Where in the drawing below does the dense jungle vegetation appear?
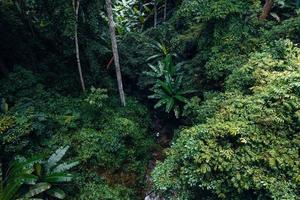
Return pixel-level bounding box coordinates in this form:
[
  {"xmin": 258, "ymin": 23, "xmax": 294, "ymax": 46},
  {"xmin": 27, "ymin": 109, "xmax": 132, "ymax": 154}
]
[{"xmin": 0, "ymin": 0, "xmax": 300, "ymax": 199}]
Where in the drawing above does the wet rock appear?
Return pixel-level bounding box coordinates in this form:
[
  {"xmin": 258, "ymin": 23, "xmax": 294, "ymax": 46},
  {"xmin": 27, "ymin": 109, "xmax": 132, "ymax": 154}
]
[{"xmin": 144, "ymin": 192, "xmax": 164, "ymax": 200}]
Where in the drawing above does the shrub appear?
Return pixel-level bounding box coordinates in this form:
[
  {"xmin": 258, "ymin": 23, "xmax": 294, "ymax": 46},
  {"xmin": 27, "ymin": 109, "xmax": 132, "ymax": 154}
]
[
  {"xmin": 78, "ymin": 182, "xmax": 134, "ymax": 200},
  {"xmin": 152, "ymin": 40, "xmax": 300, "ymax": 199}
]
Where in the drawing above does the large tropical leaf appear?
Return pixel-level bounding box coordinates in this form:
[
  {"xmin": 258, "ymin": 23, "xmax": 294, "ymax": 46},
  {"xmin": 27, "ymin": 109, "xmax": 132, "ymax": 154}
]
[
  {"xmin": 23, "ymin": 182, "xmax": 51, "ymax": 198},
  {"xmin": 46, "ymin": 146, "xmax": 69, "ymax": 171},
  {"xmin": 8, "ymin": 156, "xmax": 42, "ymax": 179},
  {"xmin": 17, "ymin": 174, "xmax": 38, "ymax": 185},
  {"xmin": 43, "ymin": 173, "xmax": 73, "ymax": 183},
  {"xmin": 0, "ymin": 179, "xmax": 23, "ymax": 200},
  {"xmin": 165, "ymin": 98, "xmax": 175, "ymax": 113},
  {"xmin": 52, "ymin": 161, "xmax": 79, "ymax": 173},
  {"xmin": 154, "ymin": 98, "xmax": 168, "ymax": 109},
  {"xmin": 158, "ymin": 80, "xmax": 172, "ymax": 95},
  {"xmin": 174, "ymin": 95, "xmax": 187, "ymax": 103},
  {"xmin": 46, "ymin": 187, "xmax": 66, "ymax": 199},
  {"xmin": 146, "ymin": 54, "xmax": 163, "ymax": 62},
  {"xmin": 177, "ymin": 89, "xmax": 197, "ymax": 95}
]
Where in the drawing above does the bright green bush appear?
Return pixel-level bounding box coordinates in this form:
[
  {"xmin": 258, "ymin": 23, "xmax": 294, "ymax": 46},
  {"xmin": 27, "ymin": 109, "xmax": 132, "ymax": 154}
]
[
  {"xmin": 152, "ymin": 40, "xmax": 300, "ymax": 199},
  {"xmin": 78, "ymin": 182, "xmax": 134, "ymax": 200}
]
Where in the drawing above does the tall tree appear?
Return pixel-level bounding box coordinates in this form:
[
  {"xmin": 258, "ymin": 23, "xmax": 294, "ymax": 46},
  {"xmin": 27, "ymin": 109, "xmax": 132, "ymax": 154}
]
[
  {"xmin": 153, "ymin": 0, "xmax": 157, "ymax": 27},
  {"xmin": 163, "ymin": 0, "xmax": 167, "ymax": 21},
  {"xmin": 105, "ymin": 0, "xmax": 126, "ymax": 106},
  {"xmin": 73, "ymin": 0, "xmax": 86, "ymax": 92},
  {"xmin": 260, "ymin": 0, "xmax": 273, "ymax": 20}
]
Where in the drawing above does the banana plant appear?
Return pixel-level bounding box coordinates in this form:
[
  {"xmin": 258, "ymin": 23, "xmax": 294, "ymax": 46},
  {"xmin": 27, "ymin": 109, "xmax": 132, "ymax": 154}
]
[
  {"xmin": 147, "ymin": 55, "xmax": 195, "ymax": 118},
  {"xmin": 0, "ymin": 156, "xmax": 42, "ymax": 200},
  {"xmin": 0, "ymin": 146, "xmax": 78, "ymax": 200},
  {"xmin": 146, "ymin": 41, "xmax": 177, "ymax": 62},
  {"xmin": 23, "ymin": 146, "xmax": 79, "ymax": 199}
]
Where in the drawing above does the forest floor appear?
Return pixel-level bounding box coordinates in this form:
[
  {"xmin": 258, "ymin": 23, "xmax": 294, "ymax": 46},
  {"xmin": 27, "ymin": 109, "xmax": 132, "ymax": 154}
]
[{"xmin": 144, "ymin": 115, "xmax": 175, "ymax": 200}]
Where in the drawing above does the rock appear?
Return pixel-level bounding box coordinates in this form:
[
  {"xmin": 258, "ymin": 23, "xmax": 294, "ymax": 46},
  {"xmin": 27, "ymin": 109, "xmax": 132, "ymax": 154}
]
[{"xmin": 144, "ymin": 192, "xmax": 163, "ymax": 200}]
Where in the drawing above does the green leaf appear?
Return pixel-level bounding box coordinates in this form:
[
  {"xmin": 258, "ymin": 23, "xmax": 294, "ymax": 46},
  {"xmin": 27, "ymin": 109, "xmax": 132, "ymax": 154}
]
[
  {"xmin": 52, "ymin": 161, "xmax": 79, "ymax": 173},
  {"xmin": 1, "ymin": 180, "xmax": 23, "ymax": 200},
  {"xmin": 47, "ymin": 146, "xmax": 69, "ymax": 171},
  {"xmin": 34, "ymin": 163, "xmax": 42, "ymax": 177},
  {"xmin": 8, "ymin": 156, "xmax": 42, "ymax": 179},
  {"xmin": 23, "ymin": 182, "xmax": 51, "ymax": 198},
  {"xmin": 174, "ymin": 95, "xmax": 187, "ymax": 103},
  {"xmin": 43, "ymin": 173, "xmax": 73, "ymax": 183},
  {"xmin": 18, "ymin": 174, "xmax": 38, "ymax": 185},
  {"xmin": 146, "ymin": 54, "xmax": 162, "ymax": 61},
  {"xmin": 46, "ymin": 187, "xmax": 66, "ymax": 199},
  {"xmin": 165, "ymin": 98, "xmax": 174, "ymax": 113},
  {"xmin": 154, "ymin": 99, "xmax": 168, "ymax": 109},
  {"xmin": 158, "ymin": 80, "xmax": 172, "ymax": 95}
]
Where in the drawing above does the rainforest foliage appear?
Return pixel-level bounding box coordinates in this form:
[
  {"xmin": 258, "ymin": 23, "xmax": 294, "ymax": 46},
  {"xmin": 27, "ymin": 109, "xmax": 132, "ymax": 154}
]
[{"xmin": 0, "ymin": 0, "xmax": 300, "ymax": 199}]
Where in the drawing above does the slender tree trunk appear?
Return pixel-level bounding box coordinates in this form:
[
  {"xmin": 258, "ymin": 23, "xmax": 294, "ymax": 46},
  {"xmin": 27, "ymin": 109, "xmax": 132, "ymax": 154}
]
[
  {"xmin": 73, "ymin": 0, "xmax": 86, "ymax": 92},
  {"xmin": 163, "ymin": 0, "xmax": 167, "ymax": 21},
  {"xmin": 0, "ymin": 160, "xmax": 2, "ymax": 192},
  {"xmin": 260, "ymin": 0, "xmax": 273, "ymax": 20},
  {"xmin": 105, "ymin": 0, "xmax": 126, "ymax": 106},
  {"xmin": 154, "ymin": 0, "xmax": 157, "ymax": 27}
]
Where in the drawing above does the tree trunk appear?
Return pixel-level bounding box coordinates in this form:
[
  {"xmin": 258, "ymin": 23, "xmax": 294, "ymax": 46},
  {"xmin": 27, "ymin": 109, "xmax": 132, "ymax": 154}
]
[
  {"xmin": 163, "ymin": 0, "xmax": 167, "ymax": 21},
  {"xmin": 260, "ymin": 0, "xmax": 273, "ymax": 20},
  {"xmin": 73, "ymin": 0, "xmax": 86, "ymax": 92},
  {"xmin": 0, "ymin": 160, "xmax": 2, "ymax": 192},
  {"xmin": 105, "ymin": 0, "xmax": 126, "ymax": 106},
  {"xmin": 154, "ymin": 0, "xmax": 157, "ymax": 27}
]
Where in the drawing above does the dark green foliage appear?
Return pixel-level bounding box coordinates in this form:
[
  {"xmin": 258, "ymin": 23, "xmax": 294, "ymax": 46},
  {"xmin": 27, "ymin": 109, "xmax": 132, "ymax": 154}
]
[
  {"xmin": 0, "ymin": 98, "xmax": 8, "ymax": 113},
  {"xmin": 153, "ymin": 40, "xmax": 300, "ymax": 199},
  {"xmin": 0, "ymin": 65, "xmax": 154, "ymax": 199},
  {"xmin": 1, "ymin": 0, "xmax": 300, "ymax": 199}
]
